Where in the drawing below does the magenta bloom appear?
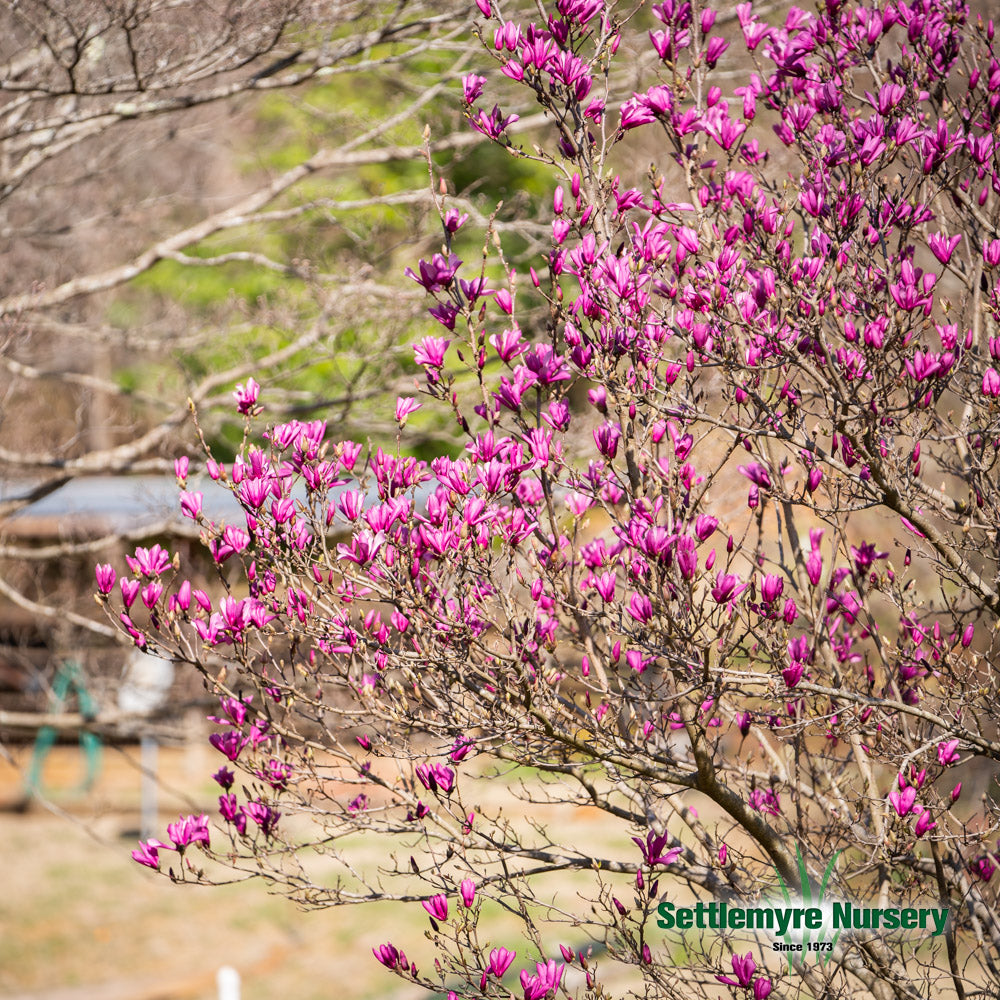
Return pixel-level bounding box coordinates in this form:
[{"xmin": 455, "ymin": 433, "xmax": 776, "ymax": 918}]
[
  {"xmin": 782, "ymin": 662, "xmax": 804, "ymax": 688},
  {"xmin": 928, "ymin": 232, "xmax": 961, "ymax": 264},
  {"xmin": 422, "ymin": 894, "xmax": 448, "ymax": 921},
  {"xmin": 914, "ymin": 808, "xmax": 936, "ymax": 838},
  {"xmin": 983, "ymin": 368, "xmax": 1000, "ymax": 397},
  {"xmin": 760, "ymin": 574, "xmax": 783, "ymax": 604},
  {"xmin": 395, "ymin": 396, "xmax": 422, "ymax": 424},
  {"xmin": 131, "ymin": 838, "xmax": 169, "ymax": 869},
  {"xmin": 628, "ymin": 592, "xmax": 653, "ymax": 623},
  {"xmin": 972, "ymin": 855, "xmax": 996, "ymax": 882},
  {"xmin": 717, "ymin": 952, "xmax": 756, "ymax": 988},
  {"xmin": 463, "ymin": 72, "xmax": 487, "ymax": 103},
  {"xmin": 632, "ymin": 830, "xmax": 682, "ymax": 867},
  {"xmin": 806, "ymin": 549, "xmax": 823, "ymax": 586},
  {"xmin": 619, "ymin": 96, "xmax": 656, "ymax": 130},
  {"xmin": 166, "ymin": 813, "xmax": 210, "ymax": 850},
  {"xmin": 438, "ymin": 209, "xmax": 467, "ymax": 235},
  {"xmin": 711, "ymin": 572, "xmax": 742, "ymax": 604},
  {"xmin": 212, "ymin": 765, "xmax": 235, "ymax": 789},
  {"xmin": 126, "ymin": 544, "xmax": 171, "ymax": 577},
  {"xmin": 753, "ymin": 977, "xmax": 774, "ymax": 1000},
  {"xmin": 694, "ymin": 514, "xmax": 718, "ymax": 541},
  {"xmin": 748, "ymin": 788, "xmax": 780, "ymax": 816},
  {"xmin": 738, "ymin": 462, "xmax": 772, "ymax": 489},
  {"xmin": 888, "ymin": 785, "xmax": 917, "ymax": 817},
  {"xmin": 404, "ymin": 253, "xmax": 461, "ymax": 292},
  {"xmin": 209, "ymin": 730, "xmax": 246, "ymax": 761},
  {"xmin": 373, "ymin": 943, "xmax": 400, "ymax": 969},
  {"xmin": 413, "ymin": 336, "xmax": 450, "ymax": 368},
  {"xmin": 665, "ymin": 533, "xmax": 693, "ymax": 578},
  {"xmin": 470, "ymin": 104, "xmax": 520, "ymax": 138},
  {"xmin": 415, "ymin": 762, "xmax": 455, "ymax": 794},
  {"xmin": 95, "ymin": 563, "xmax": 116, "ymax": 595},
  {"xmin": 593, "ymin": 421, "xmax": 621, "ymax": 459},
  {"xmin": 519, "ymin": 960, "xmax": 564, "ymax": 1000},
  {"xmin": 244, "ymin": 800, "xmax": 281, "ymax": 836},
  {"xmin": 179, "ymin": 491, "xmax": 203, "ymax": 520},
  {"xmin": 460, "ymin": 878, "xmax": 476, "ymax": 908},
  {"xmin": 234, "ymin": 377, "xmax": 260, "ymax": 414},
  {"xmin": 937, "ymin": 739, "xmax": 961, "ymax": 766},
  {"xmin": 489, "ymin": 947, "xmax": 516, "ymax": 977}
]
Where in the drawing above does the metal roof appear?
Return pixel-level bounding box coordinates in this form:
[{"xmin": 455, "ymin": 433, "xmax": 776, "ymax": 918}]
[{"xmin": 2, "ymin": 474, "xmax": 439, "ymax": 540}]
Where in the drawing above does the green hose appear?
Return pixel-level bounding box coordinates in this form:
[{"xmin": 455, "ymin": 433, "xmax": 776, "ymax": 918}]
[{"xmin": 24, "ymin": 659, "xmax": 102, "ymax": 798}]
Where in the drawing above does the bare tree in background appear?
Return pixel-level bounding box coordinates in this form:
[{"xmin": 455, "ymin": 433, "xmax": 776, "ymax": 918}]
[{"xmin": 0, "ymin": 0, "xmax": 547, "ymax": 672}]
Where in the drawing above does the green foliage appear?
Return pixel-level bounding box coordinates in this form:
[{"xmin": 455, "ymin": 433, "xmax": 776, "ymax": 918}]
[{"xmin": 113, "ymin": 36, "xmax": 552, "ymax": 457}]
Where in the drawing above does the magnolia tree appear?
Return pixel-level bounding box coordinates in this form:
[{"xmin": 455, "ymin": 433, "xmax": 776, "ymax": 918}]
[{"xmin": 99, "ymin": 0, "xmax": 1000, "ymax": 997}]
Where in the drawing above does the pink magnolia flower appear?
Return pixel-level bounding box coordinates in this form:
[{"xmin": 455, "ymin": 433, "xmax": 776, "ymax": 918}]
[
  {"xmin": 717, "ymin": 952, "xmax": 756, "ymax": 988},
  {"xmin": 928, "ymin": 231, "xmax": 961, "ymax": 264},
  {"xmin": 488, "ymin": 947, "xmax": 516, "ymax": 977},
  {"xmin": 405, "ymin": 253, "xmax": 461, "ymax": 292},
  {"xmin": 131, "ymin": 838, "xmax": 169, "ymax": 869},
  {"xmin": 234, "ymin": 377, "xmax": 260, "ymax": 414},
  {"xmin": 632, "ymin": 829, "xmax": 682, "ymax": 867},
  {"xmin": 209, "ymin": 730, "xmax": 246, "ymax": 761},
  {"xmin": 415, "ymin": 762, "xmax": 455, "ymax": 794},
  {"xmin": 460, "ymin": 878, "xmax": 476, "ymax": 907},
  {"xmin": 244, "ymin": 800, "xmax": 281, "ymax": 836},
  {"xmin": 519, "ymin": 960, "xmax": 564, "ymax": 1000},
  {"xmin": 748, "ymin": 788, "xmax": 780, "ymax": 816},
  {"xmin": 888, "ymin": 784, "xmax": 917, "ymax": 816},
  {"xmin": 972, "ymin": 855, "xmax": 996, "ymax": 882},
  {"xmin": 414, "ymin": 336, "xmax": 450, "ymax": 368},
  {"xmin": 422, "ymin": 894, "xmax": 448, "ymax": 921},
  {"xmin": 166, "ymin": 813, "xmax": 210, "ymax": 850},
  {"xmin": 119, "ymin": 578, "xmax": 140, "ymax": 609},
  {"xmin": 179, "ymin": 490, "xmax": 203, "ymax": 520},
  {"xmin": 373, "ymin": 943, "xmax": 400, "ymax": 969},
  {"xmin": 694, "ymin": 514, "xmax": 718, "ymax": 541},
  {"xmin": 126, "ymin": 544, "xmax": 171, "ymax": 577},
  {"xmin": 914, "ymin": 807, "xmax": 936, "ymax": 838},
  {"xmin": 395, "ymin": 396, "xmax": 422, "ymax": 424},
  {"xmin": 95, "ymin": 563, "xmax": 116, "ymax": 595},
  {"xmin": 444, "ymin": 208, "xmax": 469, "ymax": 232},
  {"xmin": 711, "ymin": 572, "xmax": 742, "ymax": 603},
  {"xmin": 760, "ymin": 574, "xmax": 783, "ymax": 604}
]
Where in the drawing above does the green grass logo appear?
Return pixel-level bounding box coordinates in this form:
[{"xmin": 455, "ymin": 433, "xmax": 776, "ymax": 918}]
[{"xmin": 772, "ymin": 846, "xmax": 842, "ymax": 967}]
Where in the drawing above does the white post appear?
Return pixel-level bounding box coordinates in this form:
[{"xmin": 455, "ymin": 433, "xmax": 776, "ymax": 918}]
[
  {"xmin": 118, "ymin": 650, "xmax": 174, "ymax": 839},
  {"xmin": 217, "ymin": 965, "xmax": 241, "ymax": 1000}
]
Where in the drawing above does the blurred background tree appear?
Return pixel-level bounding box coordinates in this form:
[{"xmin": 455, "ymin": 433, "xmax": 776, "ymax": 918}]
[{"xmin": 0, "ymin": 0, "xmax": 557, "ymax": 691}]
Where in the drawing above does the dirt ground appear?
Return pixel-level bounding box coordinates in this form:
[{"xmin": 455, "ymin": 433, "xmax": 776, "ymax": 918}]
[
  {"xmin": 0, "ymin": 740, "xmax": 642, "ymax": 1000},
  {"xmin": 0, "ymin": 743, "xmax": 433, "ymax": 1000}
]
